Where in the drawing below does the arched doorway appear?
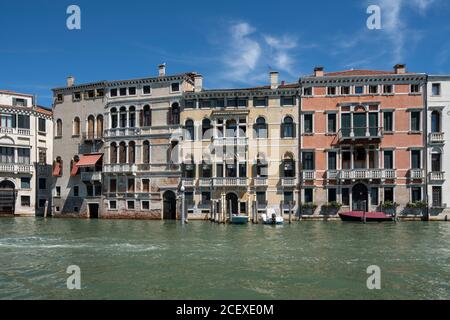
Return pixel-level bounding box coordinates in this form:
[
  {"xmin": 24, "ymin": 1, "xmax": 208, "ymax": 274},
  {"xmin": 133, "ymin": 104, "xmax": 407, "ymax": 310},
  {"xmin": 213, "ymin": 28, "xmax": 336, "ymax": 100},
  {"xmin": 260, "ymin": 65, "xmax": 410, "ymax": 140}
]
[
  {"xmin": 163, "ymin": 191, "xmax": 177, "ymax": 220},
  {"xmin": 0, "ymin": 180, "xmax": 16, "ymax": 215},
  {"xmin": 226, "ymin": 193, "xmax": 239, "ymax": 216},
  {"xmin": 352, "ymin": 183, "xmax": 368, "ymax": 212}
]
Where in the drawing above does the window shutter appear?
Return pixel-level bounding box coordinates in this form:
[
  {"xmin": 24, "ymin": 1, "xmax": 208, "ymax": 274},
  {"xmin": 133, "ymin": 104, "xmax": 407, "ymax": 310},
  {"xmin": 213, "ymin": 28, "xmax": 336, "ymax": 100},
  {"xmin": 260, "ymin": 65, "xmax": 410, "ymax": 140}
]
[
  {"xmin": 139, "ymin": 111, "xmax": 144, "ymax": 127},
  {"xmin": 281, "ymin": 124, "xmax": 285, "ymax": 138},
  {"xmin": 168, "ymin": 109, "xmax": 172, "ymax": 125}
]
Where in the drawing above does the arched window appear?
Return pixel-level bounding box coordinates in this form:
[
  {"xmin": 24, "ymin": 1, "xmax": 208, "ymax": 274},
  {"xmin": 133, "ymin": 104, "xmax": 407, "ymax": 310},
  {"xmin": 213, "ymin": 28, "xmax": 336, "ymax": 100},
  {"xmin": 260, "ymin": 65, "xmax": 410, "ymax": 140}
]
[
  {"xmin": 143, "ymin": 140, "xmax": 150, "ymax": 164},
  {"xmin": 119, "ymin": 107, "xmax": 127, "ymax": 128},
  {"xmin": 87, "ymin": 115, "xmax": 95, "ymax": 140},
  {"xmin": 201, "ymin": 118, "xmax": 212, "ymax": 140},
  {"xmin": 283, "ymin": 153, "xmax": 295, "ymax": 177},
  {"xmin": 142, "ymin": 105, "xmax": 151, "ymax": 127},
  {"xmin": 119, "ymin": 142, "xmax": 127, "ymax": 164},
  {"xmin": 56, "ymin": 119, "xmax": 62, "ymax": 137},
  {"xmin": 226, "ymin": 119, "xmax": 237, "ymax": 138},
  {"xmin": 111, "ymin": 108, "xmax": 118, "ymax": 129},
  {"xmin": 73, "ymin": 117, "xmax": 80, "ymax": 136},
  {"xmin": 128, "ymin": 141, "xmax": 136, "ymax": 164},
  {"xmin": 169, "ymin": 103, "xmax": 180, "ymax": 125},
  {"xmin": 281, "ymin": 116, "xmax": 295, "ymax": 138},
  {"xmin": 185, "ymin": 119, "xmax": 195, "ymax": 141},
  {"xmin": 96, "ymin": 115, "xmax": 103, "ymax": 138},
  {"xmin": 431, "ymin": 147, "xmax": 442, "ymax": 172},
  {"xmin": 255, "ymin": 117, "xmax": 267, "ymax": 139},
  {"xmin": 110, "ymin": 142, "xmax": 118, "ymax": 164},
  {"xmin": 431, "ymin": 110, "xmax": 441, "ymax": 133},
  {"xmin": 129, "ymin": 106, "xmax": 136, "ymax": 128}
]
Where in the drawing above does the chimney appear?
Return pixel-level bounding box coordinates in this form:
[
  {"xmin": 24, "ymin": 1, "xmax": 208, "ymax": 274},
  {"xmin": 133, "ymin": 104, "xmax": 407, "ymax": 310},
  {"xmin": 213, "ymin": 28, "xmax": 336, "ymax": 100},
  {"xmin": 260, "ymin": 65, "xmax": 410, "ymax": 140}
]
[
  {"xmin": 270, "ymin": 71, "xmax": 279, "ymax": 89},
  {"xmin": 194, "ymin": 74, "xmax": 203, "ymax": 92},
  {"xmin": 394, "ymin": 64, "xmax": 406, "ymax": 74},
  {"xmin": 314, "ymin": 66, "xmax": 324, "ymax": 77},
  {"xmin": 159, "ymin": 63, "xmax": 166, "ymax": 76},
  {"xmin": 67, "ymin": 76, "xmax": 75, "ymax": 87}
]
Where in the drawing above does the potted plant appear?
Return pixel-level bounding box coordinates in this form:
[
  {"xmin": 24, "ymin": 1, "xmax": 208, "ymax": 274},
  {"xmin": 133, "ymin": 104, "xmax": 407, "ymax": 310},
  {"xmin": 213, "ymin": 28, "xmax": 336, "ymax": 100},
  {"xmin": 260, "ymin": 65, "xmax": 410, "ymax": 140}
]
[
  {"xmin": 322, "ymin": 202, "xmax": 342, "ymax": 215},
  {"xmin": 406, "ymin": 201, "xmax": 427, "ymax": 215},
  {"xmin": 380, "ymin": 201, "xmax": 397, "ymax": 216},
  {"xmin": 301, "ymin": 202, "xmax": 318, "ymax": 215}
]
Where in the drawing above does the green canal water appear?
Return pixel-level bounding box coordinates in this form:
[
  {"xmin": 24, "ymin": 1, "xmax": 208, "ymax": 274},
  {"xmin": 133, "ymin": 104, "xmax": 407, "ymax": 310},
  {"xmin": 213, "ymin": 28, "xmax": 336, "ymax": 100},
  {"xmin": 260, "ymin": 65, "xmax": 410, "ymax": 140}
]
[{"xmin": 0, "ymin": 218, "xmax": 449, "ymax": 300}]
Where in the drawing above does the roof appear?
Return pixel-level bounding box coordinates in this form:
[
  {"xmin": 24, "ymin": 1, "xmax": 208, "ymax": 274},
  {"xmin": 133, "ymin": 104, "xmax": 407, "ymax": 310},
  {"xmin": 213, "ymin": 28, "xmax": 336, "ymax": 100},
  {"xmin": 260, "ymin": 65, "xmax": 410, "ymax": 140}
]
[
  {"xmin": 76, "ymin": 154, "xmax": 103, "ymax": 167},
  {"xmin": 323, "ymin": 70, "xmax": 397, "ymax": 76},
  {"xmin": 0, "ymin": 90, "xmax": 33, "ymax": 98},
  {"xmin": 187, "ymin": 83, "xmax": 299, "ymax": 94}
]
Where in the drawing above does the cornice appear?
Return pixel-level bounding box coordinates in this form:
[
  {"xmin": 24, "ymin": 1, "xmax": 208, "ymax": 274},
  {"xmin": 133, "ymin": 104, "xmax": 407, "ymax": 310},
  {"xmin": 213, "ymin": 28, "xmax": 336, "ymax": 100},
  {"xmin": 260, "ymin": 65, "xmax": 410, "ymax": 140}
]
[{"xmin": 301, "ymin": 74, "xmax": 427, "ymax": 86}]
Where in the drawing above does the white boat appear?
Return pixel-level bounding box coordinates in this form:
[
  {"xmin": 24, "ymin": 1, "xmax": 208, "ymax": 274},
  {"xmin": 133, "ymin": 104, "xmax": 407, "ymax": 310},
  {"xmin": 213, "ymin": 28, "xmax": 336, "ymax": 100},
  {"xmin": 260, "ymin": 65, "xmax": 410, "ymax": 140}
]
[{"xmin": 261, "ymin": 208, "xmax": 284, "ymax": 225}]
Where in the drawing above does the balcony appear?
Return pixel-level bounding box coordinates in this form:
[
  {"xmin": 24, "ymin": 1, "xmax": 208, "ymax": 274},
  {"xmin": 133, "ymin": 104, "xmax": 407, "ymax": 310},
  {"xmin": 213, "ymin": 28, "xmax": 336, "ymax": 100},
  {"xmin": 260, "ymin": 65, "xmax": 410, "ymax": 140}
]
[
  {"xmin": 326, "ymin": 170, "xmax": 339, "ymax": 180},
  {"xmin": 103, "ymin": 164, "xmax": 137, "ymax": 174},
  {"xmin": 81, "ymin": 171, "xmax": 102, "ymax": 182},
  {"xmin": 0, "ymin": 163, "xmax": 33, "ymax": 174},
  {"xmin": 82, "ymin": 133, "xmax": 104, "ymax": 142},
  {"xmin": 429, "ymin": 132, "xmax": 445, "ymax": 144},
  {"xmin": 213, "ymin": 177, "xmax": 247, "ymax": 187},
  {"xmin": 337, "ymin": 127, "xmax": 383, "ymax": 142},
  {"xmin": 182, "ymin": 179, "xmax": 195, "ymax": 188},
  {"xmin": 212, "ymin": 137, "xmax": 248, "ymax": 147},
  {"xmin": 104, "ymin": 128, "xmax": 141, "ymax": 138},
  {"xmin": 409, "ymin": 169, "xmax": 425, "ymax": 179},
  {"xmin": 0, "ymin": 128, "xmax": 31, "ymax": 136},
  {"xmin": 429, "ymin": 171, "xmax": 445, "ymax": 182},
  {"xmin": 199, "ymin": 178, "xmax": 212, "ymax": 187},
  {"xmin": 281, "ymin": 177, "xmax": 297, "ymax": 187},
  {"xmin": 254, "ymin": 177, "xmax": 268, "ymax": 187},
  {"xmin": 302, "ymin": 171, "xmax": 316, "ymax": 181},
  {"xmin": 339, "ymin": 169, "xmax": 396, "ymax": 180}
]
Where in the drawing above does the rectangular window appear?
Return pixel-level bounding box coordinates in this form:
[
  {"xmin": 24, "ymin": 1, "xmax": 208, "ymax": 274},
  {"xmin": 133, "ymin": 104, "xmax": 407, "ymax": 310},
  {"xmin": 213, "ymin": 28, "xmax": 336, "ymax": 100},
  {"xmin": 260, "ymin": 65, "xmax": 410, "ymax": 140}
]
[
  {"xmin": 21, "ymin": 196, "xmax": 30, "ymax": 207},
  {"xmin": 369, "ymin": 85, "xmax": 378, "ymax": 94},
  {"xmin": 432, "ymin": 186, "xmax": 442, "ymax": 207},
  {"xmin": 55, "ymin": 186, "xmax": 61, "ymax": 197},
  {"xmin": 341, "ymin": 86, "xmax": 350, "ymax": 95},
  {"xmin": 56, "ymin": 94, "xmax": 64, "ymax": 102},
  {"xmin": 432, "ymin": 153, "xmax": 441, "ymax": 172},
  {"xmin": 216, "ymin": 164, "xmax": 224, "ymax": 177},
  {"xmin": 302, "ymin": 152, "xmax": 315, "ymax": 170},
  {"xmin": 304, "ymin": 189, "xmax": 313, "ymax": 203},
  {"xmin": 384, "ymin": 188, "xmax": 394, "ymax": 202},
  {"xmin": 39, "ymin": 178, "xmax": 46, "ymax": 190},
  {"xmin": 432, "ymin": 83, "xmax": 441, "ymax": 96},
  {"xmin": 384, "ymin": 150, "xmax": 394, "ymax": 169},
  {"xmin": 371, "ymin": 188, "xmax": 379, "ymax": 206},
  {"xmin": 355, "ymin": 86, "xmax": 364, "ymax": 94},
  {"xmin": 171, "ymin": 83, "xmax": 180, "ymax": 92},
  {"xmin": 21, "ymin": 177, "xmax": 31, "ymax": 189},
  {"xmin": 342, "ymin": 188, "xmax": 350, "ymax": 206},
  {"xmin": 17, "ymin": 148, "xmax": 30, "ymax": 164},
  {"xmin": 237, "ymin": 99, "xmax": 248, "ymax": 107},
  {"xmin": 253, "ymin": 97, "xmax": 267, "ymax": 107},
  {"xmin": 304, "ymin": 114, "xmax": 313, "ymax": 134},
  {"xmin": 185, "ymin": 192, "xmax": 194, "ymax": 207},
  {"xmin": 383, "ymin": 112, "xmax": 393, "ymax": 132},
  {"xmin": 410, "ymin": 84, "xmax": 420, "ymax": 93},
  {"xmin": 38, "ymin": 118, "xmax": 46, "ymax": 132},
  {"xmin": 201, "ymin": 192, "xmax": 211, "ymax": 204},
  {"xmin": 239, "ymin": 163, "xmax": 247, "ymax": 177},
  {"xmin": 328, "ymin": 152, "xmax": 337, "ymax": 170},
  {"xmin": 110, "ymin": 179, "xmax": 117, "ymax": 192},
  {"xmin": 303, "ymin": 87, "xmax": 312, "ymax": 96},
  {"xmin": 127, "ymin": 201, "xmax": 135, "ymax": 210},
  {"xmin": 411, "ymin": 187, "xmax": 422, "ymax": 202},
  {"xmin": 119, "ymin": 88, "xmax": 127, "ymax": 96},
  {"xmin": 18, "ymin": 115, "xmax": 30, "ymax": 129},
  {"xmin": 327, "ymin": 87, "xmax": 337, "ymax": 95},
  {"xmin": 143, "ymin": 85, "xmax": 151, "ymax": 95},
  {"xmin": 128, "ymin": 179, "xmax": 135, "ymax": 193},
  {"xmin": 142, "ymin": 179, "xmax": 150, "ymax": 192},
  {"xmin": 86, "ymin": 90, "xmax": 95, "ymax": 98},
  {"xmin": 109, "ymin": 200, "xmax": 117, "ymax": 210},
  {"xmin": 328, "ymin": 189, "xmax": 337, "ymax": 202},
  {"xmin": 39, "ymin": 149, "xmax": 46, "ymax": 165},
  {"xmin": 110, "ymin": 88, "xmax": 118, "ymax": 97},
  {"xmin": 128, "ymin": 87, "xmax": 136, "ymax": 95},
  {"xmin": 327, "ymin": 113, "xmax": 337, "ymax": 133},
  {"xmin": 410, "ymin": 111, "xmax": 421, "ymax": 132},
  {"xmin": 142, "ymin": 201, "xmax": 150, "ymax": 210},
  {"xmin": 256, "ymin": 191, "xmax": 266, "ymax": 204},
  {"xmin": 73, "ymin": 92, "xmax": 81, "ymax": 101},
  {"xmin": 411, "ymin": 150, "xmax": 421, "ymax": 169},
  {"xmin": 284, "ymin": 192, "xmax": 294, "ymax": 204},
  {"xmin": 281, "ymin": 96, "xmax": 295, "ymax": 106},
  {"xmin": 383, "ymin": 85, "xmax": 393, "ymax": 94},
  {"xmin": 96, "ymin": 89, "xmax": 105, "ymax": 97},
  {"xmin": 73, "ymin": 186, "xmax": 79, "ymax": 197}
]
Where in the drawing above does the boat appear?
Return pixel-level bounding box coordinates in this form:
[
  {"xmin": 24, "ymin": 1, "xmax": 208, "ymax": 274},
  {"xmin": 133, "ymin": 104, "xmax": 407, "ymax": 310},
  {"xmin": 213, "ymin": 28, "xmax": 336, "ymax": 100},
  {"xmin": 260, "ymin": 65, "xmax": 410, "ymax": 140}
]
[
  {"xmin": 261, "ymin": 208, "xmax": 284, "ymax": 225},
  {"xmin": 231, "ymin": 215, "xmax": 249, "ymax": 224},
  {"xmin": 339, "ymin": 211, "xmax": 394, "ymax": 223}
]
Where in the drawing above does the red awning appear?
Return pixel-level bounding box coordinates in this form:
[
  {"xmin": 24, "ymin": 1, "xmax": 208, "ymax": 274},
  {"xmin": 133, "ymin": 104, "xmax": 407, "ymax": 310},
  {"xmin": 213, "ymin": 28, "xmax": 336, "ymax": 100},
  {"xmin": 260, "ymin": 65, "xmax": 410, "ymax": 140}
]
[
  {"xmin": 52, "ymin": 163, "xmax": 61, "ymax": 176},
  {"xmin": 76, "ymin": 154, "xmax": 103, "ymax": 167}
]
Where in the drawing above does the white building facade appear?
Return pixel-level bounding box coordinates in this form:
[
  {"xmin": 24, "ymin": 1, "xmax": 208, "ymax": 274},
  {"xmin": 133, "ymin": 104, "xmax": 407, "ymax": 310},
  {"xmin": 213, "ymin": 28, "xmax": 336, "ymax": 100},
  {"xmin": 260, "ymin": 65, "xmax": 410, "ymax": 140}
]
[{"xmin": 0, "ymin": 90, "xmax": 53, "ymax": 216}]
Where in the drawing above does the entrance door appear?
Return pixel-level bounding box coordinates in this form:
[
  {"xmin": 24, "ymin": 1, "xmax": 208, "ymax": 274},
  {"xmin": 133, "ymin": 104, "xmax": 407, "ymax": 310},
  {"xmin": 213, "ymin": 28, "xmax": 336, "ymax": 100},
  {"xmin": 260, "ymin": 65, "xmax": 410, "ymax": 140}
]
[
  {"xmin": 88, "ymin": 203, "xmax": 99, "ymax": 219},
  {"xmin": 226, "ymin": 193, "xmax": 239, "ymax": 215},
  {"xmin": 163, "ymin": 191, "xmax": 177, "ymax": 220},
  {"xmin": 352, "ymin": 183, "xmax": 368, "ymax": 212},
  {"xmin": 0, "ymin": 181, "xmax": 16, "ymax": 215}
]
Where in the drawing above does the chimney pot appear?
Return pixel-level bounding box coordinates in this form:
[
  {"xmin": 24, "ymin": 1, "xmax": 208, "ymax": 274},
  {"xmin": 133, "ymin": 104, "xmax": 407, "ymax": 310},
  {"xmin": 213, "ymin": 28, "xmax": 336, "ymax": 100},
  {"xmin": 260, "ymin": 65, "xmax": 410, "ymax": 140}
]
[
  {"xmin": 270, "ymin": 71, "xmax": 279, "ymax": 89},
  {"xmin": 394, "ymin": 64, "xmax": 406, "ymax": 74},
  {"xmin": 67, "ymin": 76, "xmax": 75, "ymax": 87},
  {"xmin": 194, "ymin": 74, "xmax": 203, "ymax": 92},
  {"xmin": 159, "ymin": 64, "xmax": 166, "ymax": 76},
  {"xmin": 314, "ymin": 66, "xmax": 324, "ymax": 77}
]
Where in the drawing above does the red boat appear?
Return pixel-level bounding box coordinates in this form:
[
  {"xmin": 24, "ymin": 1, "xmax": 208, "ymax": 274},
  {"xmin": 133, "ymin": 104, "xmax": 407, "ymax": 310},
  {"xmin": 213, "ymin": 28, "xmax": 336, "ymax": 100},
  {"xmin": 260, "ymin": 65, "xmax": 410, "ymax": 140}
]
[{"xmin": 339, "ymin": 211, "xmax": 394, "ymax": 222}]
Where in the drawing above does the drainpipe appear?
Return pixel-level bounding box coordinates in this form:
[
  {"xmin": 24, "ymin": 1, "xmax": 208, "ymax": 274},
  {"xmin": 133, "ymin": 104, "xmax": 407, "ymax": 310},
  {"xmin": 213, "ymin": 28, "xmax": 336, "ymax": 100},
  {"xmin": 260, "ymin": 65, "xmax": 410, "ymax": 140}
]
[
  {"xmin": 423, "ymin": 75, "xmax": 430, "ymax": 221},
  {"xmin": 298, "ymin": 81, "xmax": 303, "ymax": 221}
]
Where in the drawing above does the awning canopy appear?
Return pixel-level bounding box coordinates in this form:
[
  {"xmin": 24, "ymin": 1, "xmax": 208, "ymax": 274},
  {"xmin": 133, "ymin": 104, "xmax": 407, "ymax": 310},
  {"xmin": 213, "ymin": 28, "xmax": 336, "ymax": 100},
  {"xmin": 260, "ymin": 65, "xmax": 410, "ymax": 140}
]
[{"xmin": 76, "ymin": 154, "xmax": 103, "ymax": 167}]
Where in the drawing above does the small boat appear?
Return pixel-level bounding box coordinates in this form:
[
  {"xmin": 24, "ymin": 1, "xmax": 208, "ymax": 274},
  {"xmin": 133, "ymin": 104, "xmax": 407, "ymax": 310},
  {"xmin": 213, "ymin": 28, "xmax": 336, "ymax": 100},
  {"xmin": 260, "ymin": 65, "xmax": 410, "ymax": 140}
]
[
  {"xmin": 231, "ymin": 215, "xmax": 249, "ymax": 224},
  {"xmin": 339, "ymin": 211, "xmax": 394, "ymax": 223},
  {"xmin": 261, "ymin": 208, "xmax": 284, "ymax": 225}
]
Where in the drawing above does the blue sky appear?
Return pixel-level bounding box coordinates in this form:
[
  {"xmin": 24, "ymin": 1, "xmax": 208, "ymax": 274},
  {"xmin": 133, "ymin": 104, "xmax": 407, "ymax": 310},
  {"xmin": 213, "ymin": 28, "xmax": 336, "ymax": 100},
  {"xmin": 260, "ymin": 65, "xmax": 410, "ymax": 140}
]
[{"xmin": 0, "ymin": 0, "xmax": 449, "ymax": 107}]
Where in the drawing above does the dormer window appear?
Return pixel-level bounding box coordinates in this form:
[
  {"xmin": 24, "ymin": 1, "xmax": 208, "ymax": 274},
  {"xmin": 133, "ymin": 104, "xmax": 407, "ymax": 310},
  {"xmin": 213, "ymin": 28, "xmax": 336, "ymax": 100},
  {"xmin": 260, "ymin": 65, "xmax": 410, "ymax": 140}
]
[{"xmin": 13, "ymin": 98, "xmax": 27, "ymax": 107}]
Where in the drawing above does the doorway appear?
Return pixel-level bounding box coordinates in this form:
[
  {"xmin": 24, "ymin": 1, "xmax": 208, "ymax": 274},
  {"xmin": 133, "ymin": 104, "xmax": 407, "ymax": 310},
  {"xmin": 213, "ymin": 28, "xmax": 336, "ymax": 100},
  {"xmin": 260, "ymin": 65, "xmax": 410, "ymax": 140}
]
[
  {"xmin": 226, "ymin": 193, "xmax": 239, "ymax": 215},
  {"xmin": 163, "ymin": 191, "xmax": 177, "ymax": 220},
  {"xmin": 352, "ymin": 183, "xmax": 368, "ymax": 212},
  {"xmin": 0, "ymin": 180, "xmax": 16, "ymax": 215},
  {"xmin": 88, "ymin": 203, "xmax": 99, "ymax": 219}
]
